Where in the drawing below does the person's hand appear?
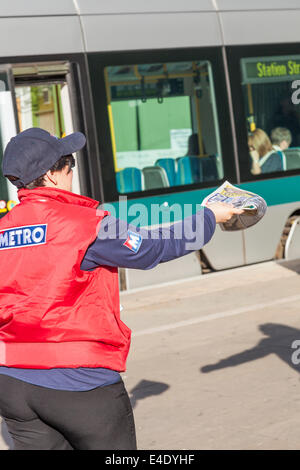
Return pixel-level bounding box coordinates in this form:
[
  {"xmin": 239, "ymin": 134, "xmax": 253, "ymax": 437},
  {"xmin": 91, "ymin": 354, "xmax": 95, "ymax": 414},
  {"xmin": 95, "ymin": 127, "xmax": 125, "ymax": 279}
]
[
  {"xmin": 249, "ymin": 149, "xmax": 260, "ymax": 165},
  {"xmin": 205, "ymin": 202, "xmax": 244, "ymax": 224}
]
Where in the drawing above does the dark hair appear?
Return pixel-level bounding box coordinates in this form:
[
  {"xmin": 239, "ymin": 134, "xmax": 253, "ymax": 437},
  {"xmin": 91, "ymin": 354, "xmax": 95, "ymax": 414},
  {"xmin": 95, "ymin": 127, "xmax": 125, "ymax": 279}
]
[
  {"xmin": 7, "ymin": 154, "xmax": 75, "ymax": 189},
  {"xmin": 186, "ymin": 133, "xmax": 199, "ymax": 156},
  {"xmin": 186, "ymin": 133, "xmax": 206, "ymax": 156}
]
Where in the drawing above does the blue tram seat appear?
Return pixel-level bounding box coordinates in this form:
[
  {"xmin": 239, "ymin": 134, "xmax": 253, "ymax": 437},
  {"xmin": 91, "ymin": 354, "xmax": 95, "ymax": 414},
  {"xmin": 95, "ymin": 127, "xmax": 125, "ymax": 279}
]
[
  {"xmin": 273, "ymin": 149, "xmax": 286, "ymax": 170},
  {"xmin": 116, "ymin": 167, "xmax": 143, "ymax": 193},
  {"xmin": 142, "ymin": 166, "xmax": 170, "ymax": 190},
  {"xmin": 155, "ymin": 158, "xmax": 177, "ymax": 186},
  {"xmin": 281, "ymin": 148, "xmax": 300, "ymax": 170},
  {"xmin": 175, "ymin": 156, "xmax": 203, "ymax": 185},
  {"xmin": 199, "ymin": 155, "xmax": 219, "ymax": 182}
]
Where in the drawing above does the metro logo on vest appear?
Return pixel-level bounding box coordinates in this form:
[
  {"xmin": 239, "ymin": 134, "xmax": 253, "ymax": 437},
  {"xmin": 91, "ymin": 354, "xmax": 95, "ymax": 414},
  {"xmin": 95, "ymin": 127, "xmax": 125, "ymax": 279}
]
[{"xmin": 0, "ymin": 224, "xmax": 47, "ymax": 250}]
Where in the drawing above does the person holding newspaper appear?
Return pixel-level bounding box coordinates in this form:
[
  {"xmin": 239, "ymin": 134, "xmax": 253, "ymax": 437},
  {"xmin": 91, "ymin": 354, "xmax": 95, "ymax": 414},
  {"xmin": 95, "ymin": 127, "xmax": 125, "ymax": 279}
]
[{"xmin": 0, "ymin": 127, "xmax": 244, "ymax": 450}]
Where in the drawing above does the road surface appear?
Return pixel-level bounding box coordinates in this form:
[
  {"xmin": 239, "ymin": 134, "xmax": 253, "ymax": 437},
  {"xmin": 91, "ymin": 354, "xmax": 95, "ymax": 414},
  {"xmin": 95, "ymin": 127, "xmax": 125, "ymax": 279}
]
[{"xmin": 1, "ymin": 259, "xmax": 300, "ymax": 450}]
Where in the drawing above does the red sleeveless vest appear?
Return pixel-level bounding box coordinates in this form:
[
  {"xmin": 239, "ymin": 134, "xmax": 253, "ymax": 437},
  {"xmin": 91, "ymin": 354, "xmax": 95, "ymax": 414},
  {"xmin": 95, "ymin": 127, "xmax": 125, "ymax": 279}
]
[{"xmin": 0, "ymin": 187, "xmax": 131, "ymax": 370}]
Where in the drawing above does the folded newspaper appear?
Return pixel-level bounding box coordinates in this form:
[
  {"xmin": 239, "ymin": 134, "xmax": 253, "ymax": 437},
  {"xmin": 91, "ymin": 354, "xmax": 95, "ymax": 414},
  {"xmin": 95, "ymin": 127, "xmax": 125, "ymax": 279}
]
[{"xmin": 201, "ymin": 181, "xmax": 267, "ymax": 231}]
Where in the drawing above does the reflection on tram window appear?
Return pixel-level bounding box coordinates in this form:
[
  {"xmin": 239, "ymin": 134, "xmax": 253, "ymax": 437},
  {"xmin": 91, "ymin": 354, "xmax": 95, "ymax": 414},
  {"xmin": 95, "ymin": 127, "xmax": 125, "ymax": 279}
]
[
  {"xmin": 104, "ymin": 60, "xmax": 224, "ymax": 193},
  {"xmin": 241, "ymin": 55, "xmax": 300, "ymax": 174},
  {"xmin": 15, "ymin": 84, "xmax": 66, "ymax": 137}
]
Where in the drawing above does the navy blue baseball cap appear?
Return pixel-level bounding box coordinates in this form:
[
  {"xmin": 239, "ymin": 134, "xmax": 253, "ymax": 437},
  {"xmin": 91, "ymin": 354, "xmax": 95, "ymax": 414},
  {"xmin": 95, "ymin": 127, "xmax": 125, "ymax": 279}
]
[{"xmin": 2, "ymin": 127, "xmax": 86, "ymax": 188}]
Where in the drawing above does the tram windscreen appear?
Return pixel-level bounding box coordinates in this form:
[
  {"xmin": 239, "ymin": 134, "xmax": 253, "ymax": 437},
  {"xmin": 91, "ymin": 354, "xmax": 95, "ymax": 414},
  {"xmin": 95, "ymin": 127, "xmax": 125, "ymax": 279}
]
[{"xmin": 105, "ymin": 60, "xmax": 224, "ymax": 193}]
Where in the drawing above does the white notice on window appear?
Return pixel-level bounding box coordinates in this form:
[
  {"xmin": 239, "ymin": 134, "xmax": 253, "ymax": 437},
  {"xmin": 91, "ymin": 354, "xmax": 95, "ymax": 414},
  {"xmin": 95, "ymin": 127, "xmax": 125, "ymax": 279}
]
[{"xmin": 170, "ymin": 129, "xmax": 192, "ymax": 153}]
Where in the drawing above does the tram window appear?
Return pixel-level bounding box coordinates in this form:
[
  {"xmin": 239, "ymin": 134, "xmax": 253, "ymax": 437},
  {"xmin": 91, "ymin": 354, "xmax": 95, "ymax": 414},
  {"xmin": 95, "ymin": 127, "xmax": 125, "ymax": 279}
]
[
  {"xmin": 104, "ymin": 60, "xmax": 224, "ymax": 193},
  {"xmin": 241, "ymin": 55, "xmax": 300, "ymax": 175}
]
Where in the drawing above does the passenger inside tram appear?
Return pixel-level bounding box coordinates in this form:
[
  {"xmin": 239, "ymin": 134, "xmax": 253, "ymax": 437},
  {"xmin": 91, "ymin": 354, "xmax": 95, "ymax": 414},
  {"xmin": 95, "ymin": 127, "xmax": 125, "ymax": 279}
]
[
  {"xmin": 185, "ymin": 133, "xmax": 206, "ymax": 156},
  {"xmin": 248, "ymin": 128, "xmax": 284, "ymax": 175},
  {"xmin": 270, "ymin": 127, "xmax": 292, "ymax": 171},
  {"xmin": 270, "ymin": 126, "xmax": 292, "ymax": 152},
  {"xmin": 270, "ymin": 97, "xmax": 300, "ymax": 147}
]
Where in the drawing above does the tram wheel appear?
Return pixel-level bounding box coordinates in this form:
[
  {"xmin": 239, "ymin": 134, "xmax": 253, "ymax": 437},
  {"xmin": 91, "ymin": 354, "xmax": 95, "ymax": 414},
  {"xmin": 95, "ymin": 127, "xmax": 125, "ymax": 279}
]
[{"xmin": 275, "ymin": 215, "xmax": 299, "ymax": 260}]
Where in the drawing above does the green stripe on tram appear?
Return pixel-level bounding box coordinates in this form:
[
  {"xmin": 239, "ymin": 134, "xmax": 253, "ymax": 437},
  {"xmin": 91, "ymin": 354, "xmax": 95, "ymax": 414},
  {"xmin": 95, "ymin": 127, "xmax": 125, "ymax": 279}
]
[
  {"xmin": 239, "ymin": 175, "xmax": 300, "ymax": 206},
  {"xmin": 106, "ymin": 175, "xmax": 300, "ymax": 224}
]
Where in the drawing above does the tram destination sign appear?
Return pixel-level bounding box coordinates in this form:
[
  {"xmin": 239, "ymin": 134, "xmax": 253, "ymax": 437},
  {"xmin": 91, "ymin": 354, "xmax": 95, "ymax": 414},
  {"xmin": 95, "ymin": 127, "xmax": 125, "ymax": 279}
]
[
  {"xmin": 110, "ymin": 78, "xmax": 184, "ymax": 101},
  {"xmin": 241, "ymin": 55, "xmax": 300, "ymax": 84}
]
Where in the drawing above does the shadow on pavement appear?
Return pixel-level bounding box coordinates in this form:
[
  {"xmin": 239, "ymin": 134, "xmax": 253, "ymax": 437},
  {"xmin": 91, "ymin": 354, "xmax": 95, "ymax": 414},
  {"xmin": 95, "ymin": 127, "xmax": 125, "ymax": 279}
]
[
  {"xmin": 129, "ymin": 379, "xmax": 170, "ymax": 409},
  {"xmin": 200, "ymin": 323, "xmax": 300, "ymax": 374},
  {"xmin": 276, "ymin": 259, "xmax": 300, "ymax": 275}
]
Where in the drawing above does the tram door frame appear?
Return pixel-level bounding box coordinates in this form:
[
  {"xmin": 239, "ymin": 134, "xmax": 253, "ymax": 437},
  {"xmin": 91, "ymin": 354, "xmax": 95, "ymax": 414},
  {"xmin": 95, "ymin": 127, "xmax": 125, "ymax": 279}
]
[
  {"xmin": 0, "ymin": 57, "xmax": 100, "ymax": 214},
  {"xmin": 0, "ymin": 64, "xmax": 20, "ymax": 207},
  {"xmin": 12, "ymin": 62, "xmax": 87, "ymax": 196}
]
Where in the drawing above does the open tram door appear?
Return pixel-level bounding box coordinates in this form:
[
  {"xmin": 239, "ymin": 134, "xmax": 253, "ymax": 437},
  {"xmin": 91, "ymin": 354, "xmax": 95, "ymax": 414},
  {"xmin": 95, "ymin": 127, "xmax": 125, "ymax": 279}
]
[
  {"xmin": 13, "ymin": 61, "xmax": 86, "ymax": 195},
  {"xmin": 0, "ymin": 61, "xmax": 87, "ymax": 219}
]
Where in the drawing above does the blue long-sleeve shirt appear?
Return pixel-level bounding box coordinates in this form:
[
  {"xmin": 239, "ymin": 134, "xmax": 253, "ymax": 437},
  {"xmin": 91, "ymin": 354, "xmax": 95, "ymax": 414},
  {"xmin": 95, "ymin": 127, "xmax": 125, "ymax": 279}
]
[
  {"xmin": 0, "ymin": 208, "xmax": 216, "ymax": 391},
  {"xmin": 81, "ymin": 208, "xmax": 215, "ymax": 271}
]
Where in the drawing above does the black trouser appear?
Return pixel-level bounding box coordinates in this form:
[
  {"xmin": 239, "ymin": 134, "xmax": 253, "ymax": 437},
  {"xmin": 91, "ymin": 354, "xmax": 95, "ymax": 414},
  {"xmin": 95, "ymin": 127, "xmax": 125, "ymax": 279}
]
[{"xmin": 0, "ymin": 374, "xmax": 137, "ymax": 450}]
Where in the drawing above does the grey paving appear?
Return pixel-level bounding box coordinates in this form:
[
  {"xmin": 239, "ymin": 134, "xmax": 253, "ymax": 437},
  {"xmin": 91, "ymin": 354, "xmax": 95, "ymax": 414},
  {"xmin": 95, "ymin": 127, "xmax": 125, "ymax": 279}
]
[{"xmin": 2, "ymin": 259, "xmax": 300, "ymax": 450}]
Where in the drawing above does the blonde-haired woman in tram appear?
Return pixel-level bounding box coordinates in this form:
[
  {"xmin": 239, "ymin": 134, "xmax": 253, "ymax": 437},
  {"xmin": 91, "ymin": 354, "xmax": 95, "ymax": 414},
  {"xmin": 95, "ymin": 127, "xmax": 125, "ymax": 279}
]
[{"xmin": 248, "ymin": 128, "xmax": 283, "ymax": 175}]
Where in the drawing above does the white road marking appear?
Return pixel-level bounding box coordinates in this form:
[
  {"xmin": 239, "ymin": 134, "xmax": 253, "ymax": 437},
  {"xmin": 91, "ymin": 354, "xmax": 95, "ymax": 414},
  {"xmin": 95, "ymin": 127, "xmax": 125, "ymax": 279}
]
[{"xmin": 132, "ymin": 293, "xmax": 300, "ymax": 337}]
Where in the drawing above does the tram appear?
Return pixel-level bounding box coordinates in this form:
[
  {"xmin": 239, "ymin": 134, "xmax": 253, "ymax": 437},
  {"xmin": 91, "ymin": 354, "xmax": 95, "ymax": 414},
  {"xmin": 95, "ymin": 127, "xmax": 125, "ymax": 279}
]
[{"xmin": 1, "ymin": 0, "xmax": 300, "ymax": 289}]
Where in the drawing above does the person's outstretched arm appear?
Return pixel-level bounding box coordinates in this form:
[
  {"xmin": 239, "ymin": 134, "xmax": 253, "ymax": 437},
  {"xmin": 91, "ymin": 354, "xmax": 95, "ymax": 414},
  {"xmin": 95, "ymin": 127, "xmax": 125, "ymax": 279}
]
[{"xmin": 81, "ymin": 203, "xmax": 243, "ymax": 271}]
